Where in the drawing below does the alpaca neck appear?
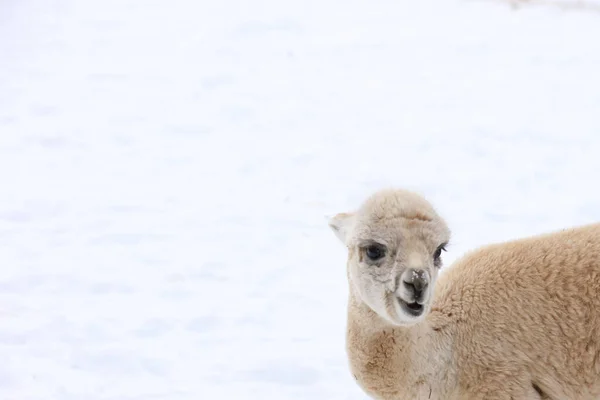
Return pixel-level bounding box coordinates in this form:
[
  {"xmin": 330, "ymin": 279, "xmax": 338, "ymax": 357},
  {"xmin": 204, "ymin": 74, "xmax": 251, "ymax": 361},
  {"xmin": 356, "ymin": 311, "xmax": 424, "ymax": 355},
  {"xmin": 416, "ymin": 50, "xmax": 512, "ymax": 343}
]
[{"xmin": 346, "ymin": 290, "xmax": 454, "ymax": 400}]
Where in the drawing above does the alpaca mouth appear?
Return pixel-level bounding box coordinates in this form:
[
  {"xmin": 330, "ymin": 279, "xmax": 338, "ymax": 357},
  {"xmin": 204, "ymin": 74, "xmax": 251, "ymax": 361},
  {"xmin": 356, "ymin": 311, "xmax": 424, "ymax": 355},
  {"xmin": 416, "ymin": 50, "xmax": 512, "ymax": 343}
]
[{"xmin": 398, "ymin": 297, "xmax": 425, "ymax": 317}]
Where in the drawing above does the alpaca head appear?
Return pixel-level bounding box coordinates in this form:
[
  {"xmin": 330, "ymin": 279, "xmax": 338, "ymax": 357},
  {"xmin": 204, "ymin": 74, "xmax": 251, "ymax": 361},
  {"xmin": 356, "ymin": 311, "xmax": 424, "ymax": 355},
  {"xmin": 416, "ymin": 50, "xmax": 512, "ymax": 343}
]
[{"xmin": 329, "ymin": 189, "xmax": 451, "ymax": 326}]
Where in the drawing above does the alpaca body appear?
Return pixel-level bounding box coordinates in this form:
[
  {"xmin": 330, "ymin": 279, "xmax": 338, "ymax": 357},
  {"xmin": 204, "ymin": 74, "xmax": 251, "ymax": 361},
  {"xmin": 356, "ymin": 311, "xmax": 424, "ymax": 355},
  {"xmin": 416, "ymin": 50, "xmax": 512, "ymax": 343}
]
[{"xmin": 330, "ymin": 189, "xmax": 600, "ymax": 400}]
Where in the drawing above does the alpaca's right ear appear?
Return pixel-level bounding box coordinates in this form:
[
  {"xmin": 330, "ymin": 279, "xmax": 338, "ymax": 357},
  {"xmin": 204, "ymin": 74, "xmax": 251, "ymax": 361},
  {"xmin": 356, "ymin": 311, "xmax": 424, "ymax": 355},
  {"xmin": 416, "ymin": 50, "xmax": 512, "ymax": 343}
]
[{"xmin": 328, "ymin": 212, "xmax": 355, "ymax": 244}]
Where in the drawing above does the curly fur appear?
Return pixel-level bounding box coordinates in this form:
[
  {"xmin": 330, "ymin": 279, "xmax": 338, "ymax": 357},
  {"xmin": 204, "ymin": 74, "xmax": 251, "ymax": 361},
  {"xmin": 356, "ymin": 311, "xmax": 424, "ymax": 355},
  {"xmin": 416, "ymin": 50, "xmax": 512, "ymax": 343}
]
[{"xmin": 329, "ymin": 188, "xmax": 600, "ymax": 400}]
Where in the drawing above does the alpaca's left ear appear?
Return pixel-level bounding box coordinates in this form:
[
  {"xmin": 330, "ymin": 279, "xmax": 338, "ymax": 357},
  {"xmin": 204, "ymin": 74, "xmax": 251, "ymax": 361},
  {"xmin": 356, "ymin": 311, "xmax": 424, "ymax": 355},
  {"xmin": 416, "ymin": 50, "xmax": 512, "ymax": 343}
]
[{"xmin": 328, "ymin": 212, "xmax": 355, "ymax": 245}]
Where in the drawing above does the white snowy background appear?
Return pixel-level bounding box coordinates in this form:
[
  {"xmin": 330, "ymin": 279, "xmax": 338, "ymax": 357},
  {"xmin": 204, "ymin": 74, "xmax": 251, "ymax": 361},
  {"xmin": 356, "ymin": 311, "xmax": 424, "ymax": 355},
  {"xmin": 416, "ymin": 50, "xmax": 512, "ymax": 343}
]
[{"xmin": 1, "ymin": 0, "xmax": 600, "ymax": 398}]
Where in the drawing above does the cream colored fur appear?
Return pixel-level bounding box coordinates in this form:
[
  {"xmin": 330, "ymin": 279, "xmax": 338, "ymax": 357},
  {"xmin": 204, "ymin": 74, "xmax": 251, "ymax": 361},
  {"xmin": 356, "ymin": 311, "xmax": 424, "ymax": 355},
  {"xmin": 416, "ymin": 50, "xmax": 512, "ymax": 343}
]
[{"xmin": 329, "ymin": 188, "xmax": 600, "ymax": 400}]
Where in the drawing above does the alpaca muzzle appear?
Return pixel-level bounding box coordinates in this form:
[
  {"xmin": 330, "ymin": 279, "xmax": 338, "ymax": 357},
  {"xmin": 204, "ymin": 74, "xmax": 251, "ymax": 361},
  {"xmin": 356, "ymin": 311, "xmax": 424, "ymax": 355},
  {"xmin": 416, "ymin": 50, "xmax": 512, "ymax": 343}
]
[{"xmin": 402, "ymin": 268, "xmax": 430, "ymax": 304}]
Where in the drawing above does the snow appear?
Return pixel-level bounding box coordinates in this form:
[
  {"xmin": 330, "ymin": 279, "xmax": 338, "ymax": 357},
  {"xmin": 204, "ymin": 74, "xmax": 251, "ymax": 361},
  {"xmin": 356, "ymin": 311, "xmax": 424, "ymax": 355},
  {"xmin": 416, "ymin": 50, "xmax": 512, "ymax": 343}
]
[{"xmin": 1, "ymin": 0, "xmax": 600, "ymax": 398}]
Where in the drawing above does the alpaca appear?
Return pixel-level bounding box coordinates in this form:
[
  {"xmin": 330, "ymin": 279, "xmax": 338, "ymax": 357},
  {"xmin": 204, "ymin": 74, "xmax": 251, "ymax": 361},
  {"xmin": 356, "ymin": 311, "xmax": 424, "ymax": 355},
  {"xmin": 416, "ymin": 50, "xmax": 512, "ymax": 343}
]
[{"xmin": 328, "ymin": 188, "xmax": 600, "ymax": 400}]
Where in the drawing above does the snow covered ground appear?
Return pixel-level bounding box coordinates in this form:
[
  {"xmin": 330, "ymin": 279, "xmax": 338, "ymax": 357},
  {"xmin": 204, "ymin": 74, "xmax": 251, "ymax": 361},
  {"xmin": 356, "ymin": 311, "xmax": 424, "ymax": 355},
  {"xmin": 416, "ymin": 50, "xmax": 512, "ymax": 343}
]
[{"xmin": 1, "ymin": 0, "xmax": 600, "ymax": 398}]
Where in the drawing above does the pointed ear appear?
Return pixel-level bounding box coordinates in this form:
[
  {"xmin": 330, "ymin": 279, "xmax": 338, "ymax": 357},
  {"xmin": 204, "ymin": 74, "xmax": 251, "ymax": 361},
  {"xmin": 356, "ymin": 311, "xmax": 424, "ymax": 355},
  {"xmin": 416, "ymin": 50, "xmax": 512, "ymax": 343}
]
[{"xmin": 328, "ymin": 212, "xmax": 355, "ymax": 245}]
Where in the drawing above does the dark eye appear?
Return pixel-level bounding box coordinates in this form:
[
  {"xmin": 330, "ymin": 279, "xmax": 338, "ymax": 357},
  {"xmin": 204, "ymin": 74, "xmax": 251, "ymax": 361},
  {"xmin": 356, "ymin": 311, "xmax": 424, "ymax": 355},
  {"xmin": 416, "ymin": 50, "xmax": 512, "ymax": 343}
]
[
  {"xmin": 365, "ymin": 244, "xmax": 385, "ymax": 261},
  {"xmin": 433, "ymin": 244, "xmax": 446, "ymax": 263}
]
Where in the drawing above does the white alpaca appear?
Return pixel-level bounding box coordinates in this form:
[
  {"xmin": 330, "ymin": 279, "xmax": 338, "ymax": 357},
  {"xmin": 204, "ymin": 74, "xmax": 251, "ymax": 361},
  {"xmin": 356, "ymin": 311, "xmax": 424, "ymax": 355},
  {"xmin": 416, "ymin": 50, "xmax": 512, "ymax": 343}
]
[{"xmin": 328, "ymin": 188, "xmax": 600, "ymax": 400}]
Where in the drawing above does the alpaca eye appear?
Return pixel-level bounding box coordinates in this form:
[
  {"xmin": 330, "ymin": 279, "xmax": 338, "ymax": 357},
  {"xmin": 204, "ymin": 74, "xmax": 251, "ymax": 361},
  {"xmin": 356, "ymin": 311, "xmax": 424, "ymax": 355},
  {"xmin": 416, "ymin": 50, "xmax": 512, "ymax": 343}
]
[
  {"xmin": 365, "ymin": 245, "xmax": 385, "ymax": 261},
  {"xmin": 433, "ymin": 244, "xmax": 446, "ymax": 262}
]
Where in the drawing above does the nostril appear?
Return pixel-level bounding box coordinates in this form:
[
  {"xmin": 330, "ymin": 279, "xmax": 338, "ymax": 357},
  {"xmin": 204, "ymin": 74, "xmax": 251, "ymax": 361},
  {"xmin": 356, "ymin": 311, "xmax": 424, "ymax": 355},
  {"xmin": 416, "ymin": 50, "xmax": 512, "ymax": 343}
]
[
  {"xmin": 412, "ymin": 277, "xmax": 428, "ymax": 292},
  {"xmin": 404, "ymin": 280, "xmax": 426, "ymax": 293},
  {"xmin": 402, "ymin": 269, "xmax": 429, "ymax": 296}
]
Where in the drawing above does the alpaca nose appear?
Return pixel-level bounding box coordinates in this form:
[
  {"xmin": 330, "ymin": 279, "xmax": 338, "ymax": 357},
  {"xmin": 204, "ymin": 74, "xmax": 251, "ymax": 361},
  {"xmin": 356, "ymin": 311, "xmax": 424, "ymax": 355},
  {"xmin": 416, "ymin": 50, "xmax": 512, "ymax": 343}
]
[{"xmin": 402, "ymin": 269, "xmax": 429, "ymax": 301}]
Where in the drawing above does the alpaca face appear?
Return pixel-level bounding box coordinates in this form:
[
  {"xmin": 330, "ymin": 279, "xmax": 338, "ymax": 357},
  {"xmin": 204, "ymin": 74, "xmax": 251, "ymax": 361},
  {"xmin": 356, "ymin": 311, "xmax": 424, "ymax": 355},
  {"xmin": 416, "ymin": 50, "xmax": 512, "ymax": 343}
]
[{"xmin": 329, "ymin": 189, "xmax": 450, "ymax": 326}]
